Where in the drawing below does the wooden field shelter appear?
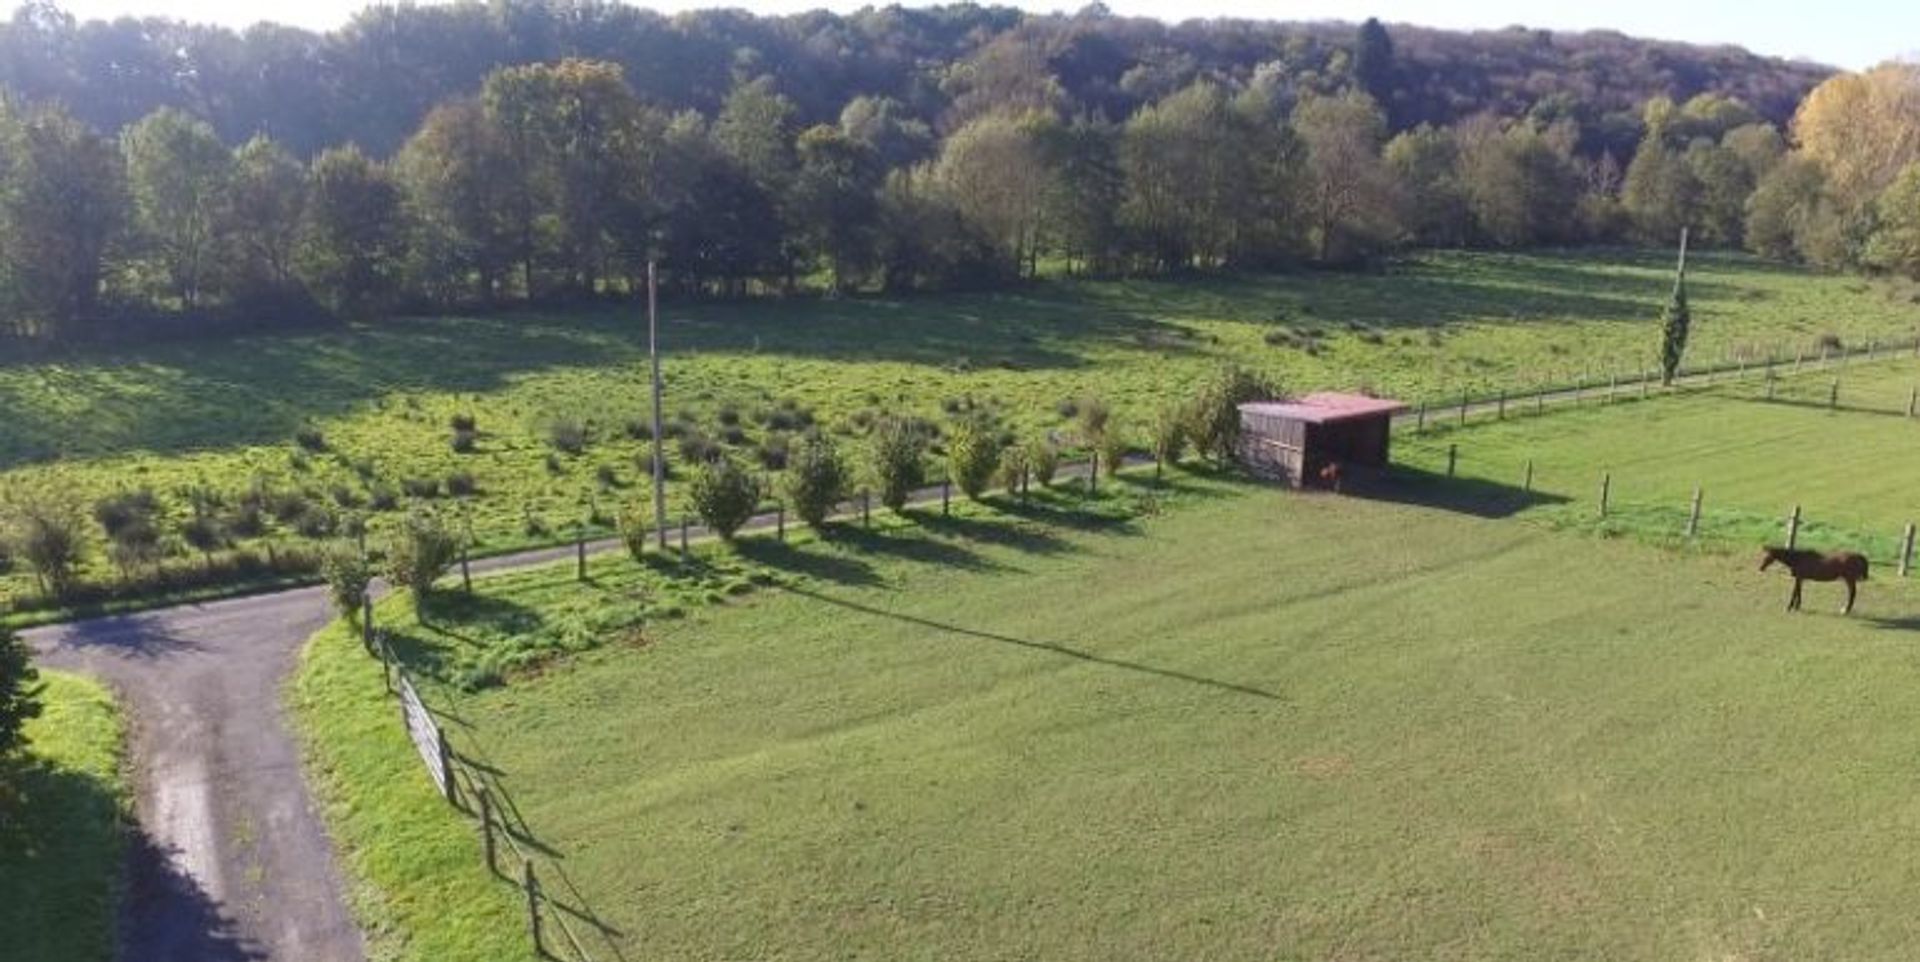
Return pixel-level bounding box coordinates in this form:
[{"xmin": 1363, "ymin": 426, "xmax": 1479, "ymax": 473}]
[{"xmin": 1236, "ymin": 393, "xmax": 1408, "ymax": 487}]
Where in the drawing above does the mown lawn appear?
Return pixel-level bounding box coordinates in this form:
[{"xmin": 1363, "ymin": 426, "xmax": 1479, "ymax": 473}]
[
  {"xmin": 298, "ymin": 468, "xmax": 1920, "ymax": 961},
  {"xmin": 6, "ymin": 249, "xmax": 1918, "ymax": 610},
  {"xmin": 1397, "ymin": 356, "xmax": 1920, "ymax": 561},
  {"xmin": 0, "ymin": 671, "xmax": 126, "ymax": 962}
]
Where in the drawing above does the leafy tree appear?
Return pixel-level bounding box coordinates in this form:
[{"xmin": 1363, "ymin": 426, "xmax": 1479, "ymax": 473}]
[
  {"xmin": 1792, "ymin": 63, "xmax": 1920, "ymax": 210},
  {"xmin": 1385, "ymin": 124, "xmax": 1469, "ymax": 247},
  {"xmin": 998, "ymin": 442, "xmax": 1031, "ymax": 493},
  {"xmin": 1351, "ymin": 18, "xmax": 1396, "ymax": 113},
  {"xmin": 319, "ymin": 542, "xmax": 371, "ymax": 625},
  {"xmin": 1865, "ymin": 163, "xmax": 1920, "ymax": 279},
  {"xmin": 868, "ymin": 417, "xmax": 927, "ymax": 512},
  {"xmin": 1455, "ymin": 115, "xmax": 1582, "ymax": 247},
  {"xmin": 1686, "ymin": 140, "xmax": 1753, "ymax": 248},
  {"xmin": 122, "ymin": 107, "xmax": 232, "ymax": 308},
  {"xmin": 1185, "ymin": 366, "xmax": 1277, "ymax": 465},
  {"xmin": 297, "ymin": 145, "xmax": 406, "ymax": 317},
  {"xmin": 395, "ymin": 99, "xmax": 520, "ymax": 304},
  {"xmin": 1150, "ymin": 404, "xmax": 1186, "ymax": 474},
  {"xmin": 945, "ymin": 419, "xmax": 1002, "ymax": 500},
  {"xmin": 782, "ymin": 434, "xmax": 848, "ymax": 530},
  {"xmin": 1028, "ymin": 439, "xmax": 1061, "ymax": 487},
  {"xmin": 936, "ymin": 111, "xmax": 1052, "ymax": 277},
  {"xmin": 0, "ymin": 624, "xmax": 43, "ymax": 762},
  {"xmin": 1622, "ymin": 137, "xmax": 1699, "ymax": 245},
  {"xmin": 0, "ymin": 99, "xmax": 124, "ymax": 338},
  {"xmin": 1660, "ymin": 234, "xmax": 1692, "ymax": 385},
  {"xmin": 385, "ymin": 508, "xmax": 458, "ymax": 618},
  {"xmin": 225, "ymin": 136, "xmax": 308, "ymax": 296},
  {"xmin": 790, "ymin": 124, "xmax": 878, "ymax": 292},
  {"xmin": 839, "ymin": 95, "xmax": 932, "ymax": 171},
  {"xmin": 688, "ymin": 455, "xmax": 760, "ymax": 541},
  {"xmin": 1293, "ymin": 91, "xmax": 1397, "ymax": 262},
  {"xmin": 1745, "ymin": 155, "xmax": 1831, "ymax": 261}
]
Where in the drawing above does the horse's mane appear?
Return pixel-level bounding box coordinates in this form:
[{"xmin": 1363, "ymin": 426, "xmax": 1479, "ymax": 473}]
[{"xmin": 1764, "ymin": 546, "xmax": 1817, "ymax": 562}]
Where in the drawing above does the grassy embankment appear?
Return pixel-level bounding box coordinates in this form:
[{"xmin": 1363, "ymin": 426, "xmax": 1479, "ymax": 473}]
[{"xmin": 0, "ymin": 672, "xmax": 127, "ymax": 962}]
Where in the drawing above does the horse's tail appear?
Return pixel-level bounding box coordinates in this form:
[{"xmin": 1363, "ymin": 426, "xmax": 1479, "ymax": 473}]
[{"xmin": 1856, "ymin": 554, "xmax": 1871, "ymax": 580}]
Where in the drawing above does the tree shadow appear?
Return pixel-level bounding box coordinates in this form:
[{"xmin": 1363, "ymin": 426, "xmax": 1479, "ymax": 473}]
[
  {"xmin": 1342, "ymin": 466, "xmax": 1570, "ymax": 519},
  {"xmin": 912, "ymin": 511, "xmax": 1075, "ymax": 556},
  {"xmin": 1732, "ymin": 395, "xmax": 1909, "ymax": 419},
  {"xmin": 781, "ymin": 585, "xmax": 1284, "ymax": 703},
  {"xmin": 120, "ymin": 828, "xmax": 267, "ymax": 961},
  {"xmin": 30, "ymin": 611, "xmax": 207, "ymax": 661},
  {"xmin": 831, "ymin": 527, "xmax": 1001, "ymax": 572},
  {"xmin": 733, "ymin": 538, "xmax": 883, "ymax": 588},
  {"xmin": 0, "ymin": 760, "xmax": 152, "ymax": 962}
]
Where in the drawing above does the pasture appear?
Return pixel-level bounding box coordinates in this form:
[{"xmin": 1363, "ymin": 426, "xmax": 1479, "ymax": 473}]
[
  {"xmin": 0, "ymin": 671, "xmax": 126, "ymax": 962},
  {"xmin": 297, "ymin": 469, "xmax": 1920, "ymax": 962},
  {"xmin": 1398, "ymin": 358, "xmax": 1920, "ymax": 562},
  {"xmin": 6, "ymin": 249, "xmax": 1919, "ymax": 612}
]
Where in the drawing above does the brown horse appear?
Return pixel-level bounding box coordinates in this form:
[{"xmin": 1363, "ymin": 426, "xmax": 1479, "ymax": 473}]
[
  {"xmin": 1316, "ymin": 461, "xmax": 1344, "ymax": 493},
  {"xmin": 1760, "ymin": 546, "xmax": 1869, "ymax": 614}
]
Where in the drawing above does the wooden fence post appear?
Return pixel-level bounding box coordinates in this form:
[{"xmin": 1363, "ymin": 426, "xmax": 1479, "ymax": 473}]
[
  {"xmin": 862, "ymin": 490, "xmax": 871, "ymax": 528},
  {"xmin": 777, "ymin": 504, "xmax": 786, "ymax": 541},
  {"xmin": 942, "ymin": 478, "xmax": 951, "ymax": 516},
  {"xmin": 436, "ymin": 729, "xmax": 458, "ymax": 807},
  {"xmin": 1608, "ymin": 373, "xmax": 1617, "ymax": 403},
  {"xmin": 1829, "ymin": 379, "xmax": 1840, "ymax": 410},
  {"xmin": 1458, "ymin": 391, "xmax": 1468, "ymax": 426},
  {"xmin": 1497, "ymin": 390, "xmax": 1506, "ymax": 420},
  {"xmin": 1522, "ymin": 459, "xmax": 1533, "ymax": 493},
  {"xmin": 523, "ymin": 860, "xmax": 543, "ymax": 956},
  {"xmin": 1446, "ymin": 444, "xmax": 1457, "ymax": 478},
  {"xmin": 576, "ymin": 534, "xmax": 586, "ymax": 581},
  {"xmin": 1794, "ymin": 349, "xmax": 1803, "ymax": 373},
  {"xmin": 361, "ymin": 593, "xmax": 373, "ymax": 649},
  {"xmin": 460, "ymin": 541, "xmax": 472, "ymax": 594},
  {"xmin": 1909, "ymin": 386, "xmax": 1917, "ymax": 419},
  {"xmin": 1766, "ymin": 371, "xmax": 1777, "ymax": 401},
  {"xmin": 1416, "ymin": 402, "xmax": 1426, "ymax": 433},
  {"xmin": 1536, "ymin": 388, "xmax": 1546, "ymax": 415},
  {"xmin": 1786, "ymin": 504, "xmax": 1801, "ymax": 550},
  {"xmin": 1687, "ymin": 486, "xmax": 1702, "ymax": 539},
  {"xmin": 679, "ymin": 516, "xmax": 689, "ymax": 555},
  {"xmin": 478, "ymin": 786, "xmax": 497, "ymax": 877},
  {"xmin": 1088, "ymin": 453, "xmax": 1099, "ymax": 495},
  {"xmin": 1599, "ymin": 472, "xmax": 1611, "ymax": 518},
  {"xmin": 1902, "ymin": 523, "xmax": 1916, "ymax": 578}
]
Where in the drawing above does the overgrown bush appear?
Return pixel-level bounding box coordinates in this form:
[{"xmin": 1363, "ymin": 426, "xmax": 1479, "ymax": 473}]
[
  {"xmin": 868, "ymin": 417, "xmax": 928, "ymax": 512},
  {"xmin": 999, "ymin": 442, "xmax": 1031, "ymax": 494},
  {"xmin": 401, "ymin": 477, "xmax": 441, "ymax": 499},
  {"xmin": 451, "ymin": 427, "xmax": 477, "ymax": 453},
  {"xmin": 1029, "ymin": 440, "xmax": 1060, "ymax": 487},
  {"xmin": 93, "ymin": 488, "xmax": 160, "ymax": 540},
  {"xmin": 782, "ymin": 434, "xmax": 848, "ymax": 530},
  {"xmin": 946, "ymin": 419, "xmax": 1002, "ymax": 500},
  {"xmin": 449, "ymin": 412, "xmax": 476, "ymax": 433},
  {"xmin": 677, "ymin": 431, "xmax": 722, "ymax": 465},
  {"xmin": 1151, "ymin": 405, "xmax": 1187, "ymax": 469},
  {"xmin": 385, "ymin": 509, "xmax": 459, "ymax": 618},
  {"xmin": 367, "ymin": 484, "xmax": 399, "ymax": 512},
  {"xmin": 293, "ymin": 507, "xmax": 337, "ymax": 539},
  {"xmin": 756, "ymin": 432, "xmax": 791, "ymax": 470},
  {"xmin": 1077, "ymin": 395, "xmax": 1111, "ymax": 444},
  {"xmin": 1184, "ymin": 365, "xmax": 1277, "ymax": 465},
  {"xmin": 595, "ymin": 464, "xmax": 618, "ymax": 491},
  {"xmin": 617, "ymin": 505, "xmax": 651, "ymax": 562},
  {"xmin": 294, "ymin": 425, "xmax": 327, "ymax": 452},
  {"xmin": 445, "ymin": 472, "xmax": 477, "ymax": 497},
  {"xmin": 625, "ymin": 418, "xmax": 654, "ymax": 440},
  {"xmin": 688, "ymin": 456, "xmax": 761, "ymax": 541},
  {"xmin": 11, "ymin": 502, "xmax": 85, "ymax": 598},
  {"xmin": 1097, "ymin": 423, "xmax": 1131, "ymax": 480},
  {"xmin": 320, "ymin": 542, "xmax": 371, "ymax": 625},
  {"xmin": 548, "ymin": 418, "xmax": 587, "ymax": 455}
]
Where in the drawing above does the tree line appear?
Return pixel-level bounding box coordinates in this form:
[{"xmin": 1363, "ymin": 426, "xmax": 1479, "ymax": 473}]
[{"xmin": 0, "ymin": 13, "xmax": 1898, "ymax": 344}]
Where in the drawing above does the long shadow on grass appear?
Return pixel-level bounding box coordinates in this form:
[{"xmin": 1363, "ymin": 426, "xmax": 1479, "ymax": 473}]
[
  {"xmin": 0, "ymin": 761, "xmax": 144, "ymax": 962},
  {"xmin": 735, "ymin": 538, "xmax": 883, "ymax": 588},
  {"xmin": 913, "ymin": 511, "xmax": 1076, "ymax": 555},
  {"xmin": 783, "ymin": 585, "xmax": 1283, "ymax": 702},
  {"xmin": 1346, "ymin": 466, "xmax": 1570, "ymax": 520}
]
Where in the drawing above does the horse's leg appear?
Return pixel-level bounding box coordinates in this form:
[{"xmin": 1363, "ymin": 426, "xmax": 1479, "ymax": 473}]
[
  {"xmin": 1790, "ymin": 579, "xmax": 1803, "ymax": 612},
  {"xmin": 1845, "ymin": 577, "xmax": 1857, "ymax": 615}
]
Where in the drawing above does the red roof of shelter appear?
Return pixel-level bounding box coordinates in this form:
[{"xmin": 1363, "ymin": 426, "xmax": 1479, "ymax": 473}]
[{"xmin": 1238, "ymin": 392, "xmax": 1408, "ymax": 425}]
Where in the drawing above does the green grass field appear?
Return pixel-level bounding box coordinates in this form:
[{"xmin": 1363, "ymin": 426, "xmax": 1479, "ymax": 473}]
[
  {"xmin": 7, "ymin": 249, "xmax": 1920, "ymax": 611},
  {"xmin": 0, "ymin": 671, "xmax": 126, "ymax": 962},
  {"xmin": 1398, "ymin": 357, "xmax": 1920, "ymax": 561},
  {"xmin": 297, "ymin": 465, "xmax": 1920, "ymax": 962}
]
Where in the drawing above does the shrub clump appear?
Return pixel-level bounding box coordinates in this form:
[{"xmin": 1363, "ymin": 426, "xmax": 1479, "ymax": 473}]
[
  {"xmin": 1151, "ymin": 405, "xmax": 1187, "ymax": 470},
  {"xmin": 445, "ymin": 472, "xmax": 478, "ymax": 497},
  {"xmin": 782, "ymin": 435, "xmax": 848, "ymax": 530},
  {"xmin": 945, "ymin": 419, "xmax": 1002, "ymax": 500},
  {"xmin": 1096, "ymin": 422, "xmax": 1131, "ymax": 479},
  {"xmin": 294, "ymin": 425, "xmax": 327, "ymax": 452},
  {"xmin": 548, "ymin": 418, "xmax": 588, "ymax": 455},
  {"xmin": 385, "ymin": 509, "xmax": 459, "ymax": 618},
  {"xmin": 868, "ymin": 417, "xmax": 928, "ymax": 512},
  {"xmin": 320, "ymin": 542, "xmax": 371, "ymax": 625},
  {"xmin": 688, "ymin": 456, "xmax": 762, "ymax": 541},
  {"xmin": 1029, "ymin": 439, "xmax": 1060, "ymax": 488}
]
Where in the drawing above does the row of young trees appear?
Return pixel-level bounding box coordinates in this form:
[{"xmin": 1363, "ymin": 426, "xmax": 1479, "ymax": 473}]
[{"xmin": 2, "ymin": 42, "xmax": 1914, "ymax": 343}]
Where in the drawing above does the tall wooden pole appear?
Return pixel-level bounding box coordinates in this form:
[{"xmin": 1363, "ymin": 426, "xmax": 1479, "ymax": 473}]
[{"xmin": 648, "ymin": 261, "xmax": 669, "ymax": 551}]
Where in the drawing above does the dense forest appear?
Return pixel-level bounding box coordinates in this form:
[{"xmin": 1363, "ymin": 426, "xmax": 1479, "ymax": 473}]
[{"xmin": 2, "ymin": 0, "xmax": 1914, "ymax": 345}]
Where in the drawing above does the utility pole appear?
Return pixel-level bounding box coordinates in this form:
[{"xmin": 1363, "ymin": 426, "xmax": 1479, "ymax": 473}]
[{"xmin": 648, "ymin": 261, "xmax": 669, "ymax": 551}]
